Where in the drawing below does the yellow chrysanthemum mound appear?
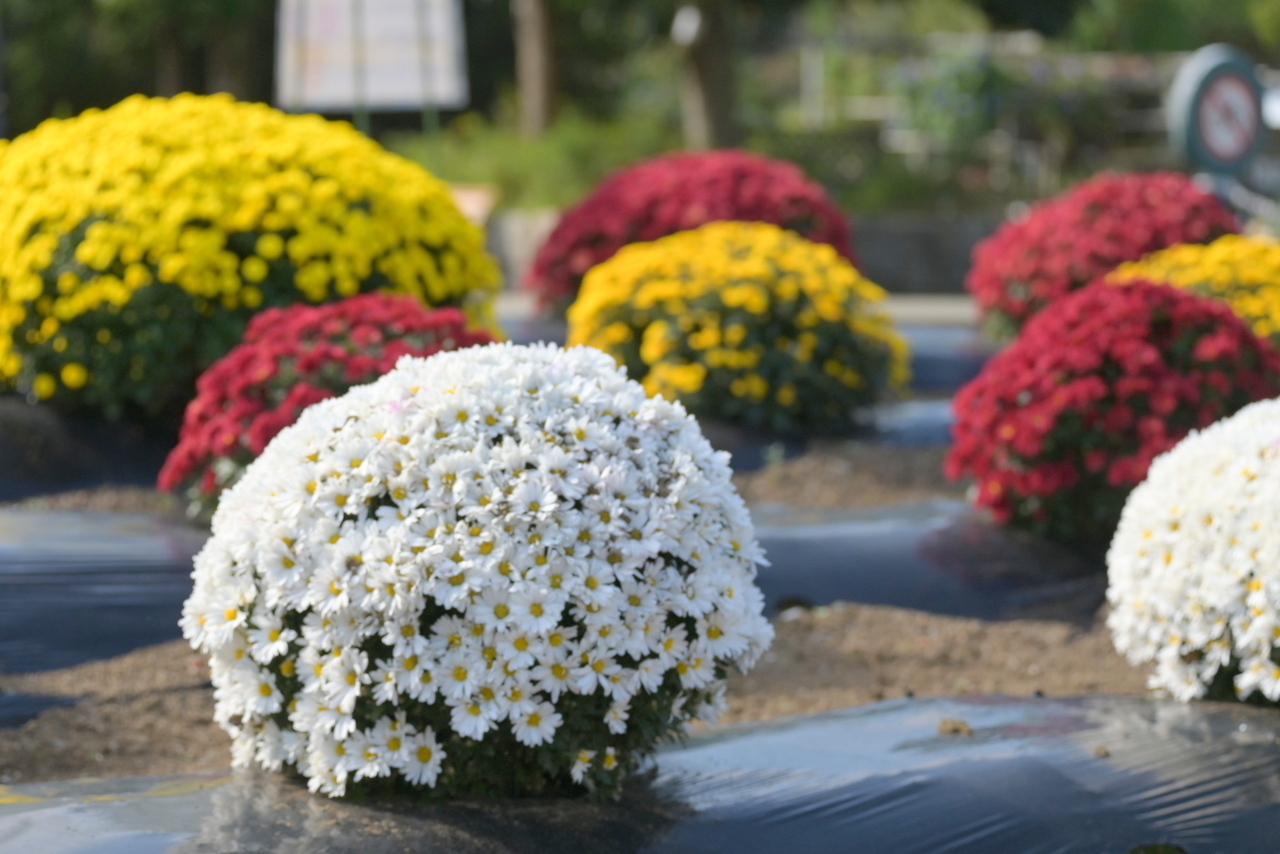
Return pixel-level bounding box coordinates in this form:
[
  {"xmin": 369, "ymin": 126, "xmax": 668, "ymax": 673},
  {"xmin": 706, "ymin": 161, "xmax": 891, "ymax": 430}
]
[
  {"xmin": 567, "ymin": 221, "xmax": 909, "ymax": 434},
  {"xmin": 1109, "ymin": 235, "xmax": 1280, "ymax": 342},
  {"xmin": 0, "ymin": 93, "xmax": 499, "ymax": 419}
]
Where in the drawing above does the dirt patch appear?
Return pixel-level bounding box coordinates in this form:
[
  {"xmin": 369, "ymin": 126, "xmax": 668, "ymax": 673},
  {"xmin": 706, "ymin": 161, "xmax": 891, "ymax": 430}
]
[
  {"xmin": 719, "ymin": 601, "xmax": 1147, "ymax": 724},
  {"xmin": 0, "ymin": 443, "xmax": 1143, "ymax": 788},
  {"xmin": 1, "ymin": 443, "xmax": 966, "ymax": 517},
  {"xmin": 0, "ymin": 601, "xmax": 1148, "ymax": 786},
  {"xmin": 732, "ymin": 442, "xmax": 965, "ymax": 508},
  {"xmin": 0, "ymin": 485, "xmax": 181, "ymax": 515},
  {"xmin": 0, "ymin": 643, "xmax": 224, "ymax": 783}
]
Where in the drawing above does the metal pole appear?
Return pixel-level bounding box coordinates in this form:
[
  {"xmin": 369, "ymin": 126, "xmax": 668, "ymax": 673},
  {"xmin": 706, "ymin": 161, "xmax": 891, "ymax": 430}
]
[
  {"xmin": 415, "ymin": 0, "xmax": 439, "ymax": 134},
  {"xmin": 351, "ymin": 0, "xmax": 371, "ymax": 134}
]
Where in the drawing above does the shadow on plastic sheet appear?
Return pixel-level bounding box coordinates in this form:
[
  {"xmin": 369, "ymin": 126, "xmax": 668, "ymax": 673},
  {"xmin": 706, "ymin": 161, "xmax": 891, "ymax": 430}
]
[
  {"xmin": 3, "ymin": 697, "xmax": 1280, "ymax": 853},
  {"xmin": 754, "ymin": 500, "xmax": 1106, "ymax": 623}
]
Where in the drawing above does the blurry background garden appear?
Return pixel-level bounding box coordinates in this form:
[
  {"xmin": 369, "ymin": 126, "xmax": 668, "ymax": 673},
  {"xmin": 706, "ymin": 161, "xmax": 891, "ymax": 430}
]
[{"xmin": 4, "ymin": 0, "xmax": 1280, "ymax": 848}]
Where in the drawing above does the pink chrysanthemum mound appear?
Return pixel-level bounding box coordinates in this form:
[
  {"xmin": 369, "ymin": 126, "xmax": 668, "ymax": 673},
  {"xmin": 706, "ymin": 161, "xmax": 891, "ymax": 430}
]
[
  {"xmin": 946, "ymin": 279, "xmax": 1280, "ymax": 543},
  {"xmin": 966, "ymin": 172, "xmax": 1237, "ymax": 335},
  {"xmin": 159, "ymin": 293, "xmax": 494, "ymax": 515},
  {"xmin": 525, "ymin": 149, "xmax": 855, "ymax": 310}
]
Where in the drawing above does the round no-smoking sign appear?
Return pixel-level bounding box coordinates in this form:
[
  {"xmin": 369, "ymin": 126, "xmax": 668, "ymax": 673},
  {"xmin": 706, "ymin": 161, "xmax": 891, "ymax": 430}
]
[{"xmin": 1169, "ymin": 44, "xmax": 1265, "ymax": 174}]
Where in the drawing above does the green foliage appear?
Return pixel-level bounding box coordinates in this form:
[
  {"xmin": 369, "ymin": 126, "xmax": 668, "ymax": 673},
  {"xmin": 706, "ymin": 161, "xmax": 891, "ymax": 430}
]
[
  {"xmin": 1250, "ymin": 0, "xmax": 1280, "ymax": 50},
  {"xmin": 0, "ymin": 0, "xmax": 147, "ymax": 134},
  {"xmin": 828, "ymin": 0, "xmax": 989, "ymax": 38},
  {"xmin": 0, "ymin": 0, "xmax": 274, "ymax": 136},
  {"xmin": 387, "ymin": 110, "xmax": 681, "ymax": 210},
  {"xmin": 889, "ymin": 47, "xmax": 1110, "ymax": 164},
  {"xmin": 750, "ymin": 128, "xmax": 1010, "ymax": 214},
  {"xmin": 889, "ymin": 50, "xmax": 1006, "ymax": 162},
  {"xmin": 964, "ymin": 0, "xmax": 1084, "ymax": 35},
  {"xmin": 1068, "ymin": 0, "xmax": 1274, "ymax": 58}
]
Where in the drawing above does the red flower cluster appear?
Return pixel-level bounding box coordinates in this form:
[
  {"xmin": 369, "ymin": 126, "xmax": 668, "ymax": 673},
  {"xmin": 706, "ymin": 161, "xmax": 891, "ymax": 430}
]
[
  {"xmin": 525, "ymin": 149, "xmax": 855, "ymax": 310},
  {"xmin": 158, "ymin": 293, "xmax": 494, "ymax": 515},
  {"xmin": 946, "ymin": 279, "xmax": 1280, "ymax": 543},
  {"xmin": 966, "ymin": 172, "xmax": 1237, "ymax": 334}
]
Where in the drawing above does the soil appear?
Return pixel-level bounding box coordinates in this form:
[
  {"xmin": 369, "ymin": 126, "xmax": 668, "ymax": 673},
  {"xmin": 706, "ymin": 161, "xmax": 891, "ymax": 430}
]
[
  {"xmin": 0, "ymin": 603, "xmax": 1148, "ymax": 786},
  {"xmin": 0, "ymin": 443, "xmax": 966, "ymax": 516},
  {"xmin": 0, "ymin": 443, "xmax": 1152, "ymax": 786},
  {"xmin": 732, "ymin": 441, "xmax": 965, "ymax": 508}
]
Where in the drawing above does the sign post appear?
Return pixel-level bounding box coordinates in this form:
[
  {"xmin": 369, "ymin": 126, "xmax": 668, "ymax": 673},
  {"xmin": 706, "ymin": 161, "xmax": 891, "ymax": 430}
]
[
  {"xmin": 1166, "ymin": 44, "xmax": 1280, "ymax": 221},
  {"xmin": 275, "ymin": 0, "xmax": 468, "ymax": 128},
  {"xmin": 1167, "ymin": 44, "xmax": 1265, "ymax": 176}
]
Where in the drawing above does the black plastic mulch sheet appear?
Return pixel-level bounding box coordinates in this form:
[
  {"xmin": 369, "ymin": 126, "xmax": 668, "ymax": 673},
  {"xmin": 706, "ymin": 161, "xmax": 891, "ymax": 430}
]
[
  {"xmin": 0, "ymin": 502, "xmax": 1103, "ymax": 682},
  {"xmin": 0, "ymin": 511, "xmax": 208, "ymax": 673},
  {"xmin": 0, "ymin": 396, "xmax": 175, "ymax": 502},
  {"xmin": 753, "ymin": 500, "xmax": 1106, "ymax": 622},
  {"xmin": 1, "ymin": 696, "xmax": 1278, "ymax": 853},
  {"xmin": 0, "ymin": 501, "xmax": 1106, "ymax": 682}
]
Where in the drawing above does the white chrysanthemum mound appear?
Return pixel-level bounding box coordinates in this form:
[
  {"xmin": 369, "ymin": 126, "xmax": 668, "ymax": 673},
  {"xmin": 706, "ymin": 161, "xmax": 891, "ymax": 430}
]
[
  {"xmin": 1107, "ymin": 397, "xmax": 1280, "ymax": 705},
  {"xmin": 181, "ymin": 342, "xmax": 773, "ymax": 798}
]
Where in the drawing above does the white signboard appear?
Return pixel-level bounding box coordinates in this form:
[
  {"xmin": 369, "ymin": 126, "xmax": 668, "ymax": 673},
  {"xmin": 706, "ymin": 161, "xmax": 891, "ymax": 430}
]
[{"xmin": 276, "ymin": 0, "xmax": 469, "ymax": 112}]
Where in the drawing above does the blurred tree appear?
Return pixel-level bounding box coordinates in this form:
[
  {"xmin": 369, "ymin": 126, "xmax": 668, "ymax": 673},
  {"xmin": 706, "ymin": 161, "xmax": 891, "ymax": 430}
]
[
  {"xmin": 1068, "ymin": 0, "xmax": 1273, "ymax": 58},
  {"xmin": 464, "ymin": 0, "xmax": 516, "ymax": 119},
  {"xmin": 666, "ymin": 0, "xmax": 737, "ymax": 147},
  {"xmin": 0, "ymin": 0, "xmax": 145, "ymax": 134},
  {"xmin": 1250, "ymin": 0, "xmax": 1280, "ymax": 52},
  {"xmin": 508, "ymin": 0, "xmax": 809, "ymax": 146},
  {"xmin": 94, "ymin": 0, "xmax": 274, "ymax": 99},
  {"xmin": 962, "ymin": 0, "xmax": 1084, "ymax": 36},
  {"xmin": 0, "ymin": 0, "xmax": 275, "ymax": 136},
  {"xmin": 1, "ymin": 0, "xmax": 516, "ymax": 137},
  {"xmin": 513, "ymin": 0, "xmax": 553, "ymax": 136}
]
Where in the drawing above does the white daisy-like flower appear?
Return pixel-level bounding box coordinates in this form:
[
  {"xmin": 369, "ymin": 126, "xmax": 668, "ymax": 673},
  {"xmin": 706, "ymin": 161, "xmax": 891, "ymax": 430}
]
[
  {"xmin": 448, "ymin": 697, "xmax": 498, "ymax": 740},
  {"xmin": 241, "ymin": 670, "xmax": 284, "ymax": 716},
  {"xmin": 604, "ymin": 700, "xmax": 630, "ymax": 735},
  {"xmin": 246, "ymin": 614, "xmax": 296, "ymax": 664},
  {"xmin": 511, "ymin": 701, "xmax": 562, "ymax": 746},
  {"xmin": 183, "ymin": 343, "xmax": 773, "ymax": 797},
  {"xmin": 438, "ymin": 649, "xmax": 482, "ymax": 700},
  {"xmin": 1108, "ymin": 397, "xmax": 1280, "ymax": 704},
  {"xmin": 368, "ymin": 715, "xmax": 411, "ymax": 770},
  {"xmin": 403, "ymin": 729, "xmax": 445, "ymax": 786},
  {"xmin": 569, "ymin": 748, "xmax": 596, "ymax": 783}
]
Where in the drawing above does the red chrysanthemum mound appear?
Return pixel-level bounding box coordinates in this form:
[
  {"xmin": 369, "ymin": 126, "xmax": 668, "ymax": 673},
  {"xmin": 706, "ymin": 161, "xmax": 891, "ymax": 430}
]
[
  {"xmin": 946, "ymin": 279, "xmax": 1280, "ymax": 544},
  {"xmin": 525, "ymin": 149, "xmax": 855, "ymax": 310},
  {"xmin": 158, "ymin": 293, "xmax": 495, "ymax": 516},
  {"xmin": 966, "ymin": 172, "xmax": 1237, "ymax": 335}
]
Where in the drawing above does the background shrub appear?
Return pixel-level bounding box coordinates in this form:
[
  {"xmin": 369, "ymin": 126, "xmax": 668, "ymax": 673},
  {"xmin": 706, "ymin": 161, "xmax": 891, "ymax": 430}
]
[
  {"xmin": 946, "ymin": 279, "xmax": 1280, "ymax": 543},
  {"xmin": 526, "ymin": 149, "xmax": 855, "ymax": 311},
  {"xmin": 158, "ymin": 293, "xmax": 494, "ymax": 518},
  {"xmin": 965, "ymin": 172, "xmax": 1237, "ymax": 337},
  {"xmin": 567, "ymin": 221, "xmax": 908, "ymax": 435},
  {"xmin": 0, "ymin": 93, "xmax": 499, "ymax": 420}
]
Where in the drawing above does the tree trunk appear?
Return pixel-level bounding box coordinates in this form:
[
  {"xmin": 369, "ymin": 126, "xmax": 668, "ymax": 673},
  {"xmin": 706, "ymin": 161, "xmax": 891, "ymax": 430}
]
[
  {"xmin": 513, "ymin": 0, "xmax": 554, "ymax": 138},
  {"xmin": 206, "ymin": 27, "xmax": 252, "ymax": 99},
  {"xmin": 679, "ymin": 0, "xmax": 740, "ymax": 149},
  {"xmin": 155, "ymin": 28, "xmax": 183, "ymax": 97}
]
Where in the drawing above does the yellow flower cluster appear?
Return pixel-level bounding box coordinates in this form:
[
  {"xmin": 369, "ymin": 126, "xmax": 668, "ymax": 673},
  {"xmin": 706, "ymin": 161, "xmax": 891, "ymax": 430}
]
[
  {"xmin": 567, "ymin": 221, "xmax": 909, "ymax": 433},
  {"xmin": 0, "ymin": 93, "xmax": 499, "ymax": 417},
  {"xmin": 1109, "ymin": 235, "xmax": 1280, "ymax": 341}
]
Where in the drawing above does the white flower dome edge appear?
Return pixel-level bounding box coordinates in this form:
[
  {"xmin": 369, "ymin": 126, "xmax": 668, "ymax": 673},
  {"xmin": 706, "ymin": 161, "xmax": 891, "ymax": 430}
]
[
  {"xmin": 182, "ymin": 342, "xmax": 773, "ymax": 797},
  {"xmin": 1108, "ymin": 396, "xmax": 1280, "ymax": 704}
]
